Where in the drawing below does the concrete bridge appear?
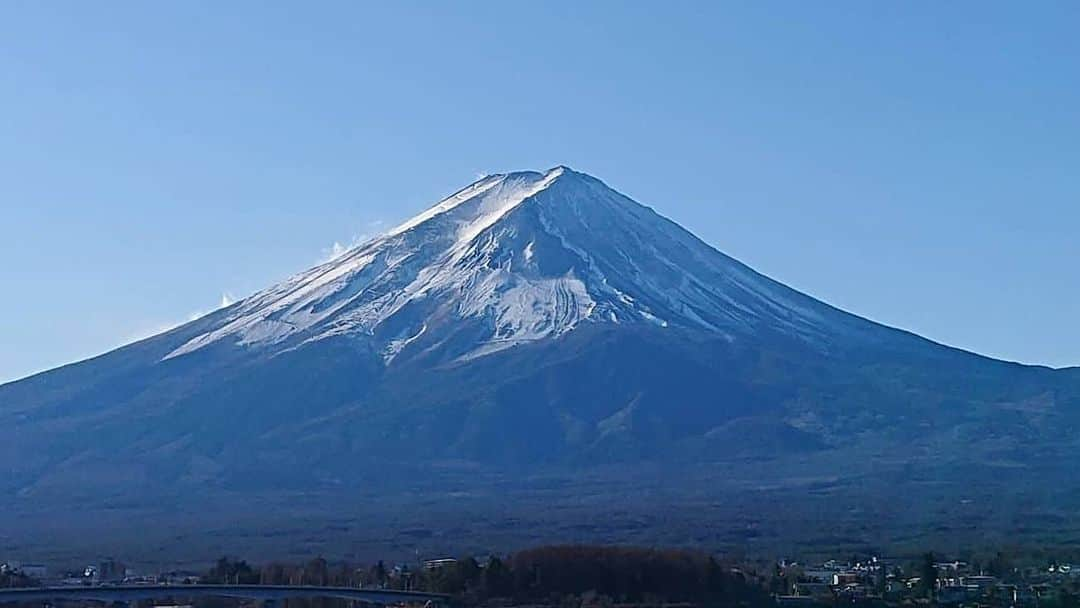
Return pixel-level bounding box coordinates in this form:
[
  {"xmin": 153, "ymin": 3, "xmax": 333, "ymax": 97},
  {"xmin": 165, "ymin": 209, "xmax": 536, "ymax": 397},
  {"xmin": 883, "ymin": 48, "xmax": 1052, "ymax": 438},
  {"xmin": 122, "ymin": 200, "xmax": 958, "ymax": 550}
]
[{"xmin": 0, "ymin": 585, "xmax": 450, "ymax": 607}]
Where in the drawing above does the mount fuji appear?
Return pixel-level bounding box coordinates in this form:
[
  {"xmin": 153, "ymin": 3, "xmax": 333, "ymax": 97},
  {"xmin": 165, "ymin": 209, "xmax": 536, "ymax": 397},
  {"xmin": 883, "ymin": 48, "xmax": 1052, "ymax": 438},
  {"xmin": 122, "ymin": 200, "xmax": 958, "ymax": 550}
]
[{"xmin": 3, "ymin": 166, "xmax": 1080, "ymax": 561}]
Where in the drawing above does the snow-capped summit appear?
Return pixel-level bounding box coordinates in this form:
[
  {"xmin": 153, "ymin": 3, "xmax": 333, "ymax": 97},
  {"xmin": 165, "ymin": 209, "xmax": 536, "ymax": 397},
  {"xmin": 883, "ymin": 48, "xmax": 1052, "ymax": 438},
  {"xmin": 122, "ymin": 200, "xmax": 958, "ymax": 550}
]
[
  {"xmin": 167, "ymin": 166, "xmax": 856, "ymax": 364},
  {"xmin": 167, "ymin": 166, "xmax": 866, "ymax": 364}
]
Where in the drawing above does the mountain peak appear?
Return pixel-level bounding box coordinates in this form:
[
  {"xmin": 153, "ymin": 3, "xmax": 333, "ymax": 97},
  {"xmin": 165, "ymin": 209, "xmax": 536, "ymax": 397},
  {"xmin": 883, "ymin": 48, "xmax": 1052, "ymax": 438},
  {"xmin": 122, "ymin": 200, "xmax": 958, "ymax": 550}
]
[
  {"xmin": 545, "ymin": 164, "xmax": 575, "ymax": 177},
  {"xmin": 382, "ymin": 166, "xmax": 572, "ymax": 242},
  {"xmin": 499, "ymin": 164, "xmax": 575, "ymax": 179}
]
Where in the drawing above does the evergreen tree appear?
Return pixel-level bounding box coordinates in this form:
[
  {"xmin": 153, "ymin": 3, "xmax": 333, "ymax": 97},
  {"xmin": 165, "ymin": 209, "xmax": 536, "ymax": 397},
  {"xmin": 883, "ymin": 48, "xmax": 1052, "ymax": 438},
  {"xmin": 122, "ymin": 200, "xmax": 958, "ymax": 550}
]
[
  {"xmin": 370, "ymin": 561, "xmax": 388, "ymax": 589},
  {"xmin": 920, "ymin": 553, "xmax": 937, "ymax": 599},
  {"xmin": 484, "ymin": 556, "xmax": 511, "ymax": 597}
]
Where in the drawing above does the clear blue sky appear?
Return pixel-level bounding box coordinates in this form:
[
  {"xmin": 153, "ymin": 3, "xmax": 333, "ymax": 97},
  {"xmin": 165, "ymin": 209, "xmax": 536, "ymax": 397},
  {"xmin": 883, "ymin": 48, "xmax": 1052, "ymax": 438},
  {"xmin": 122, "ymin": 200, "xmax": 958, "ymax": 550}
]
[{"xmin": 2, "ymin": 1, "xmax": 1079, "ymax": 383}]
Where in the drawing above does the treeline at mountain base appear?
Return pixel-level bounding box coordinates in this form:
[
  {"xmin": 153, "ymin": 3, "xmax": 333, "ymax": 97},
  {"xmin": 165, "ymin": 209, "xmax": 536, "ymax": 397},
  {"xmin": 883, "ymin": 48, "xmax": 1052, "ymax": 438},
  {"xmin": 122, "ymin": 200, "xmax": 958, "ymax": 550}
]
[{"xmin": 204, "ymin": 545, "xmax": 770, "ymax": 608}]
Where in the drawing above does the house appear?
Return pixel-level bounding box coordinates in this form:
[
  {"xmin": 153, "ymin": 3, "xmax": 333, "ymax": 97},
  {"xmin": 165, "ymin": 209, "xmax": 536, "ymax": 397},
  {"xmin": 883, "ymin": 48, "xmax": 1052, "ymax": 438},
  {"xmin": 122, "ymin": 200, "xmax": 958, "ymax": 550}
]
[
  {"xmin": 832, "ymin": 571, "xmax": 860, "ymax": 586},
  {"xmin": 935, "ymin": 561, "xmax": 969, "ymax": 587},
  {"xmin": 802, "ymin": 569, "xmax": 838, "ymax": 583},
  {"xmin": 793, "ymin": 582, "xmax": 834, "ymax": 603},
  {"xmin": 959, "ymin": 575, "xmax": 998, "ymax": 590},
  {"xmin": 836, "ymin": 583, "xmax": 872, "ymax": 598}
]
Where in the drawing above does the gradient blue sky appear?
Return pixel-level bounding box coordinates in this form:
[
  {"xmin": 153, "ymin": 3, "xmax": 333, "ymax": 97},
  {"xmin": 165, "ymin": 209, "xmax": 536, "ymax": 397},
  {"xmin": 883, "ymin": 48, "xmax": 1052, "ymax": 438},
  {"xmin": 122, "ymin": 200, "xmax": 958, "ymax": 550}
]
[{"xmin": 2, "ymin": 1, "xmax": 1079, "ymax": 383}]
